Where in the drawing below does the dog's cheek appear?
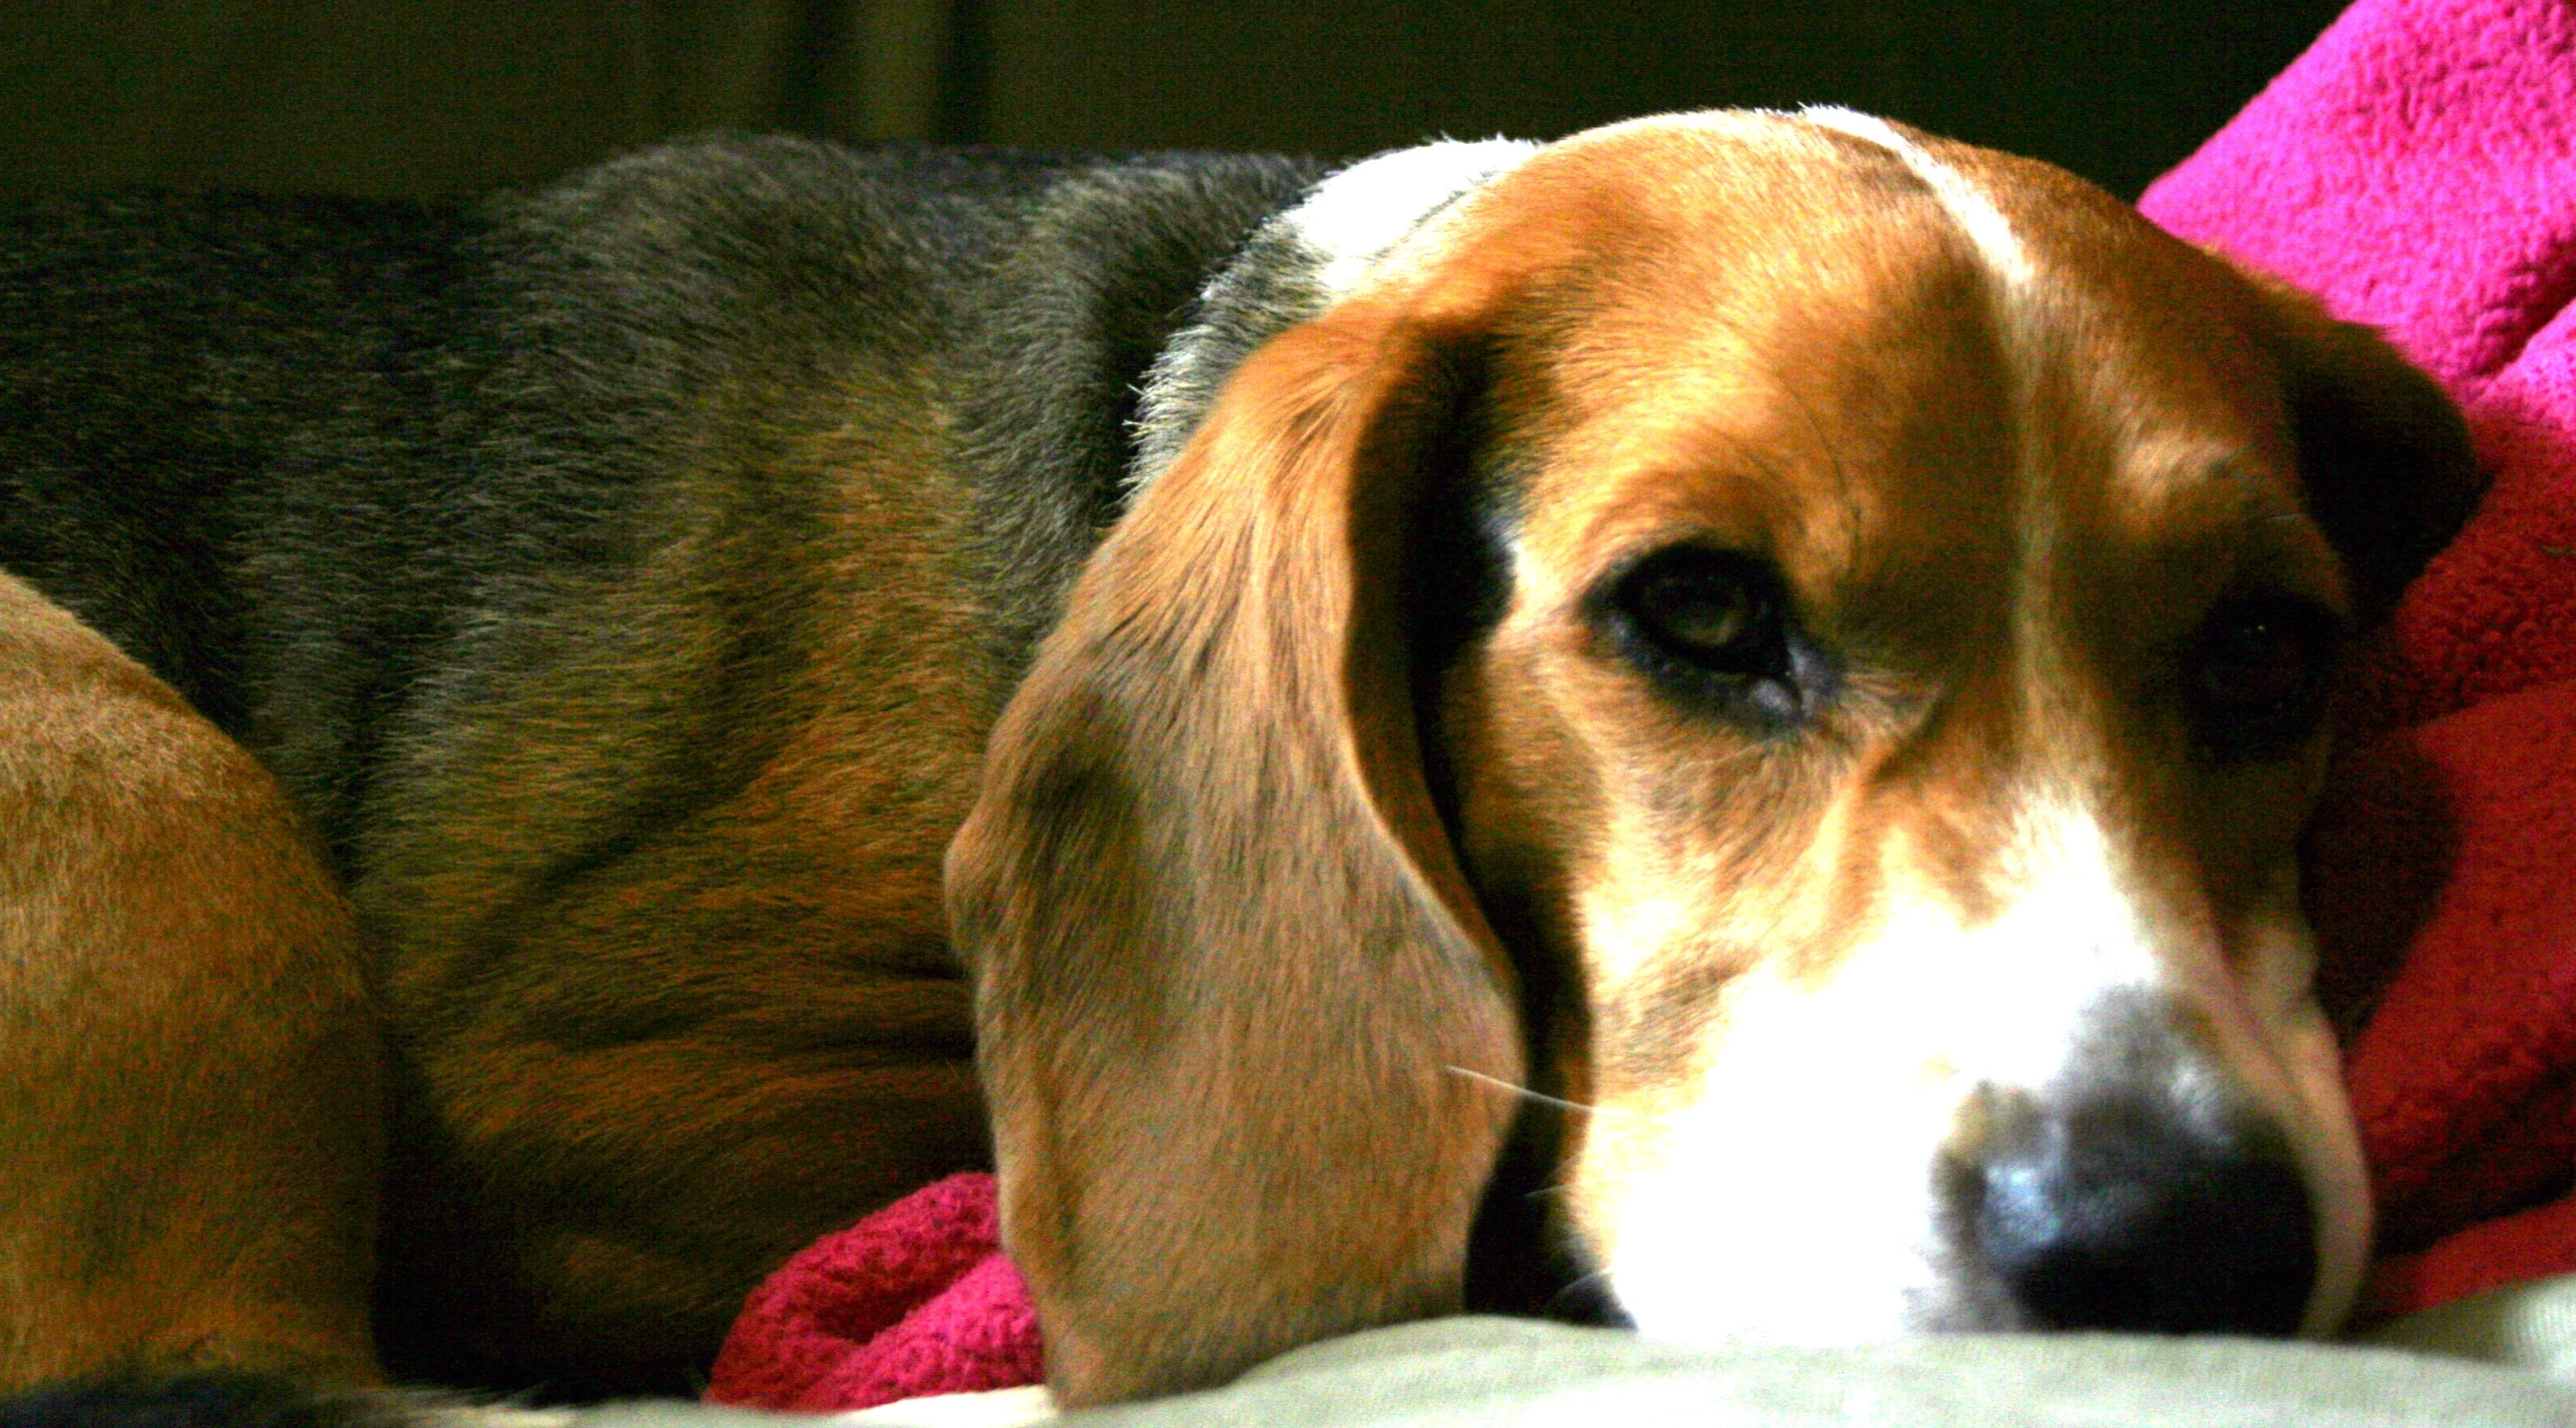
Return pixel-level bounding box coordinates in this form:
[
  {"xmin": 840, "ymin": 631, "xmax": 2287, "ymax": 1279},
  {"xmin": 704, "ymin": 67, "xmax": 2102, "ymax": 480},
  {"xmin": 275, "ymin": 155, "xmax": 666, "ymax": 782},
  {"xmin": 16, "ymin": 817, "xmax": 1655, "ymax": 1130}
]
[
  {"xmin": 2282, "ymin": 1003, "xmax": 2371, "ymax": 1335},
  {"xmin": 2226, "ymin": 868, "xmax": 2372, "ymax": 1336}
]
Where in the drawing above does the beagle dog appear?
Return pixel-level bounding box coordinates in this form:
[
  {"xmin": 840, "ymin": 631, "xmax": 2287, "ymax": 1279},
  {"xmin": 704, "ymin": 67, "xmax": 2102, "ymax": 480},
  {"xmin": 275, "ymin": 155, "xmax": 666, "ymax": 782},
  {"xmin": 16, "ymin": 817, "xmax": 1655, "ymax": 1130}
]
[{"xmin": 0, "ymin": 109, "xmax": 2479, "ymax": 1417}]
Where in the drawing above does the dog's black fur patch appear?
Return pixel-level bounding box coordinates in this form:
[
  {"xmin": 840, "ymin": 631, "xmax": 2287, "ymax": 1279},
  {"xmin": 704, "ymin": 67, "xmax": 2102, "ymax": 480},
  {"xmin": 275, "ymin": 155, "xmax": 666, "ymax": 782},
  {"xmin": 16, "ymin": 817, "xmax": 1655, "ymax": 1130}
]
[{"xmin": 0, "ymin": 138, "xmax": 1319, "ymax": 870}]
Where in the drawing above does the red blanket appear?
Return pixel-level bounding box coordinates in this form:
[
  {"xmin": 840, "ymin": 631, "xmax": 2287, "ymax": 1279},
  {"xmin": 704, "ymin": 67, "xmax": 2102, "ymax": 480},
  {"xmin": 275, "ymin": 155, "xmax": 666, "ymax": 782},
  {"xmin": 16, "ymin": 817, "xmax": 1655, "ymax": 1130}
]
[
  {"xmin": 705, "ymin": 1172, "xmax": 1037, "ymax": 1411},
  {"xmin": 707, "ymin": 0, "xmax": 2576, "ymax": 1407}
]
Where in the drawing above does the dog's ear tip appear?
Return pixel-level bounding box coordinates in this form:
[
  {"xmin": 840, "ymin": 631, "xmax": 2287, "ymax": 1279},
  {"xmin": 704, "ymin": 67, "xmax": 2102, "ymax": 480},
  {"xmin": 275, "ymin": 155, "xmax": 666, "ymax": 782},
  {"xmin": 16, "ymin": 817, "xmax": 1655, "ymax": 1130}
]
[{"xmin": 2227, "ymin": 279, "xmax": 2488, "ymax": 628}]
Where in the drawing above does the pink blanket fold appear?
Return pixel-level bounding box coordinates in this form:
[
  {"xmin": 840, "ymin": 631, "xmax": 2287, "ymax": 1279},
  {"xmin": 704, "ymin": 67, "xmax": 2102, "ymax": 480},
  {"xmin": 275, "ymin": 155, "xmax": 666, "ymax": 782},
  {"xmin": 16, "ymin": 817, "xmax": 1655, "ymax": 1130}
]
[
  {"xmin": 704, "ymin": 1173, "xmax": 1038, "ymax": 1411},
  {"xmin": 710, "ymin": 0, "xmax": 2576, "ymax": 1406}
]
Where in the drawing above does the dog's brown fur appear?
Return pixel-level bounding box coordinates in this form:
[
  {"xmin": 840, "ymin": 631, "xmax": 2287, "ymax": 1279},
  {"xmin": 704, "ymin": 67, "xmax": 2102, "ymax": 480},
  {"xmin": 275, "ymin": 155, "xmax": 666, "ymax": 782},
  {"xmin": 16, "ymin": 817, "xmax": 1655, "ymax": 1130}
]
[{"xmin": 0, "ymin": 571, "xmax": 377, "ymax": 1392}]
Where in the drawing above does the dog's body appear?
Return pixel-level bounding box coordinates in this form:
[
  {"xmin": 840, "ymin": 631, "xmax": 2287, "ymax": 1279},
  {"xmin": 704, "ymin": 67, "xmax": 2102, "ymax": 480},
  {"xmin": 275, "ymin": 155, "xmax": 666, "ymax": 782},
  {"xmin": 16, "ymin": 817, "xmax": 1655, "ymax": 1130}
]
[
  {"xmin": 0, "ymin": 113, "xmax": 2481, "ymax": 1413},
  {"xmin": 0, "ymin": 139, "xmax": 1338, "ymax": 1398}
]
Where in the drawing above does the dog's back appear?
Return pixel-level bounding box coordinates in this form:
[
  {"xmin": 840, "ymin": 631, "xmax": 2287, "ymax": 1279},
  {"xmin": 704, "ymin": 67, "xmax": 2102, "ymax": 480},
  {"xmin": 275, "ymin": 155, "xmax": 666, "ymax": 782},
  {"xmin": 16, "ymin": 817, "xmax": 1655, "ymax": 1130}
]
[
  {"xmin": 0, "ymin": 188, "xmax": 475, "ymax": 743},
  {"xmin": 0, "ymin": 138, "xmax": 1317, "ymax": 1395},
  {"xmin": 0, "ymin": 141, "xmax": 1317, "ymax": 861}
]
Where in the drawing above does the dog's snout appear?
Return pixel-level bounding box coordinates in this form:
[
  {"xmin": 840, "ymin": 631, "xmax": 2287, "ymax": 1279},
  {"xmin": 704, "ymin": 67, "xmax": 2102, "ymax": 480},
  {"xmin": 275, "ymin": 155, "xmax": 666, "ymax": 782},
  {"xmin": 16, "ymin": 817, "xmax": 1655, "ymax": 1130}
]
[{"xmin": 1960, "ymin": 1090, "xmax": 2317, "ymax": 1336}]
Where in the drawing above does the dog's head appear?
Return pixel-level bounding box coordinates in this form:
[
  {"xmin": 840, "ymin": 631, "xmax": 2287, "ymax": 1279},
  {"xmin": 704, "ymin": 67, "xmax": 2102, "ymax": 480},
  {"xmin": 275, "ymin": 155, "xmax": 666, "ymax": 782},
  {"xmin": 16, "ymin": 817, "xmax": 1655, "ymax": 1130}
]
[{"xmin": 947, "ymin": 111, "xmax": 2483, "ymax": 1406}]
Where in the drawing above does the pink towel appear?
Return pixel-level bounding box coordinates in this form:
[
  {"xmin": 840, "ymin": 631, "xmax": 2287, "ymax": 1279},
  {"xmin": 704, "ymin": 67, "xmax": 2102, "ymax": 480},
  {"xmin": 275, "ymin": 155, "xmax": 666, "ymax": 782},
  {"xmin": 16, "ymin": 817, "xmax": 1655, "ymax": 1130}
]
[
  {"xmin": 2141, "ymin": 0, "xmax": 2576, "ymax": 1320},
  {"xmin": 703, "ymin": 1173, "xmax": 1039, "ymax": 1411},
  {"xmin": 711, "ymin": 4, "xmax": 2576, "ymax": 1404}
]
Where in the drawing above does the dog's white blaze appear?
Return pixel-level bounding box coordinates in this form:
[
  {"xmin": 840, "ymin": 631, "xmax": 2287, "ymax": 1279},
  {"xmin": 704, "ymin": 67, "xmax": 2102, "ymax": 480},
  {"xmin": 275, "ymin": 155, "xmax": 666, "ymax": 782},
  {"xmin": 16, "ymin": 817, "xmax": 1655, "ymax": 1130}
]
[
  {"xmin": 1796, "ymin": 109, "xmax": 2070, "ymax": 715},
  {"xmin": 1605, "ymin": 790, "xmax": 2178, "ymax": 1341},
  {"xmin": 1798, "ymin": 107, "xmax": 2034, "ymax": 291},
  {"xmin": 1281, "ymin": 138, "xmax": 1539, "ymax": 299},
  {"xmin": 1889, "ymin": 792, "xmax": 2170, "ymax": 1085}
]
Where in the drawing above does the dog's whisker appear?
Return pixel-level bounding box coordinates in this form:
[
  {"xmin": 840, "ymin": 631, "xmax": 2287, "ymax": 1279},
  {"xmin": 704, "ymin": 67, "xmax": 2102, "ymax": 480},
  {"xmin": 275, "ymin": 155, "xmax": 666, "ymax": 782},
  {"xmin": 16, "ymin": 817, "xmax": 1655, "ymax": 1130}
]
[{"xmin": 1445, "ymin": 1065, "xmax": 1636, "ymax": 1120}]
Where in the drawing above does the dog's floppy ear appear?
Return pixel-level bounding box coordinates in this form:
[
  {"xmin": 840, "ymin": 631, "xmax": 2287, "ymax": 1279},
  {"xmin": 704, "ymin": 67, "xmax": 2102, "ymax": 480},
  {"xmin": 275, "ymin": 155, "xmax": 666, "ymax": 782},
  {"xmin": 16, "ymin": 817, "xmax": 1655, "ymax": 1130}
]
[
  {"xmin": 945, "ymin": 294, "xmax": 1526, "ymax": 1406},
  {"xmin": 2235, "ymin": 273, "xmax": 2486, "ymax": 626}
]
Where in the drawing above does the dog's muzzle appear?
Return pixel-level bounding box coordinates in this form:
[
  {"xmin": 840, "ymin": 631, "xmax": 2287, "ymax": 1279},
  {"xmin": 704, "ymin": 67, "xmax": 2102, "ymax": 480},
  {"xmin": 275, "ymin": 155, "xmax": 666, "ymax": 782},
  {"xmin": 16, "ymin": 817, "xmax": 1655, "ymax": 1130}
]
[{"xmin": 1943, "ymin": 998, "xmax": 2319, "ymax": 1336}]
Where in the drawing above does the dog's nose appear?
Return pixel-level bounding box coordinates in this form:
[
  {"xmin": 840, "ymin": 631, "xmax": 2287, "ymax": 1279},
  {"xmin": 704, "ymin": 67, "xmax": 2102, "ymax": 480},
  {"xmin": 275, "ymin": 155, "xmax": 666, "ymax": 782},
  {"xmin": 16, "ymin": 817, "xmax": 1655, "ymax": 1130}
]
[{"xmin": 1966, "ymin": 1090, "xmax": 2316, "ymax": 1336}]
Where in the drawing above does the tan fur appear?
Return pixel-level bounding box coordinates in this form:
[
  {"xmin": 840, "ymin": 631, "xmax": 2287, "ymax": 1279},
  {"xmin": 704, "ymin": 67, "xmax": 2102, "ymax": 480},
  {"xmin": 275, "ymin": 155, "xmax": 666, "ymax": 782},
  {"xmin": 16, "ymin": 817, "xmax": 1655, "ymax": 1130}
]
[{"xmin": 0, "ymin": 572, "xmax": 378, "ymax": 1391}]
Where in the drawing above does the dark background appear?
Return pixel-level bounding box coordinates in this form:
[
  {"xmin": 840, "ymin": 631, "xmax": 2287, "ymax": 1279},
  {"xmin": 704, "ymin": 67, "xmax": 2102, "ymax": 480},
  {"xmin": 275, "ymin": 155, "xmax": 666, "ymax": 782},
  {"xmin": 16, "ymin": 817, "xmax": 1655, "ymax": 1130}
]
[{"xmin": 0, "ymin": 2, "xmax": 2351, "ymax": 201}]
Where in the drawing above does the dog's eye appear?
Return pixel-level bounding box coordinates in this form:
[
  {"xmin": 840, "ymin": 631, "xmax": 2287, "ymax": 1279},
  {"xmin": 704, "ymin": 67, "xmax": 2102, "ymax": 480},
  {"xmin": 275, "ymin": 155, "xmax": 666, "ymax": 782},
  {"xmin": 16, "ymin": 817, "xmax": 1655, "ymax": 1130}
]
[
  {"xmin": 2189, "ymin": 597, "xmax": 2340, "ymax": 759},
  {"xmin": 1627, "ymin": 558, "xmax": 1769, "ymax": 664},
  {"xmin": 1601, "ymin": 547, "xmax": 1808, "ymax": 724}
]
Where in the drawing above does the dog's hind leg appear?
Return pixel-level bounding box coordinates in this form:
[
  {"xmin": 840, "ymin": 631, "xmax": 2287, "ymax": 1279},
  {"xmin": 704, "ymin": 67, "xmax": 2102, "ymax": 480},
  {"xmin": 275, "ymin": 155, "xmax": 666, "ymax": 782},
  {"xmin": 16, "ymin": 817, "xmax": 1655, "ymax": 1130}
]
[{"xmin": 0, "ymin": 572, "xmax": 383, "ymax": 1392}]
